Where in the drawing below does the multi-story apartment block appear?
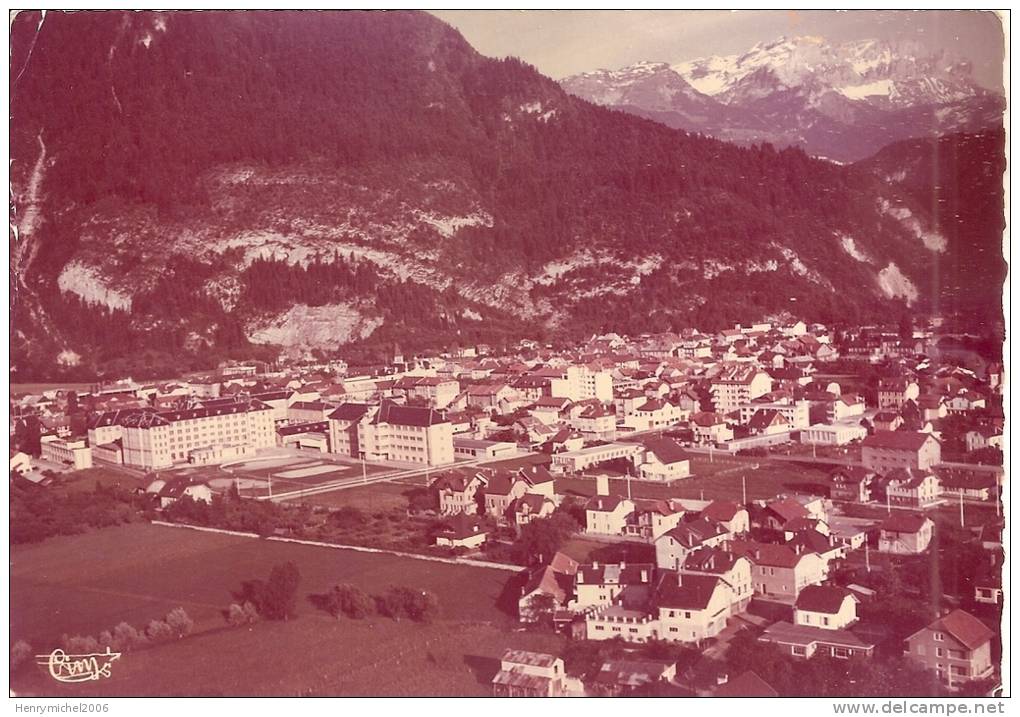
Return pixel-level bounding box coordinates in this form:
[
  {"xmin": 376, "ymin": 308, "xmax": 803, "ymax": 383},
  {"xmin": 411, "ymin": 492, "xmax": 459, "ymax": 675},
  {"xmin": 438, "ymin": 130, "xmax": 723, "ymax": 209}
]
[
  {"xmin": 328, "ymin": 400, "xmax": 453, "ymax": 466},
  {"xmin": 120, "ymin": 399, "xmax": 275, "ymax": 469},
  {"xmin": 711, "ymin": 365, "xmax": 773, "ymax": 414},
  {"xmin": 862, "ymin": 431, "xmax": 941, "ymax": 473},
  {"xmin": 738, "ymin": 396, "xmax": 810, "ymax": 430},
  {"xmin": 551, "ymin": 365, "xmax": 613, "ymax": 403}
]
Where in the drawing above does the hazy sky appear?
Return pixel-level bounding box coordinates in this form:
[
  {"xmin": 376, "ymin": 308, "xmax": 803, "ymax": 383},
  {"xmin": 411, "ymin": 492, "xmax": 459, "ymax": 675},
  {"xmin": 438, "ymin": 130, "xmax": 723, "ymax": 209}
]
[{"xmin": 430, "ymin": 10, "xmax": 1006, "ymax": 90}]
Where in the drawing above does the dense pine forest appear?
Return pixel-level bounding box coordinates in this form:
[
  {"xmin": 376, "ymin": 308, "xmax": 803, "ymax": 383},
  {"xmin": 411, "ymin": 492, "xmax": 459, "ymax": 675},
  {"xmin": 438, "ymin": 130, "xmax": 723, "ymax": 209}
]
[{"xmin": 9, "ymin": 11, "xmax": 1005, "ymax": 379}]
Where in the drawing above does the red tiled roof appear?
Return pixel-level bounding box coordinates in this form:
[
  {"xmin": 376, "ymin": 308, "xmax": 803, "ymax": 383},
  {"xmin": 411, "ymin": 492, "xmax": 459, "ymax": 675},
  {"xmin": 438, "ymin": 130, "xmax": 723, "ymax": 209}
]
[
  {"xmin": 880, "ymin": 512, "xmax": 930, "ymax": 534},
  {"xmin": 795, "ymin": 585, "xmax": 855, "ymax": 614},
  {"xmin": 701, "ymin": 500, "xmax": 742, "ymax": 523},
  {"xmin": 714, "ymin": 671, "xmax": 778, "ymax": 698},
  {"xmin": 653, "ymin": 573, "xmax": 721, "ymax": 611},
  {"xmin": 642, "ymin": 437, "xmax": 690, "ymax": 465},
  {"xmin": 586, "ymin": 495, "xmax": 629, "ymax": 512},
  {"xmin": 862, "ymin": 431, "xmax": 937, "ymax": 451},
  {"xmin": 921, "ymin": 610, "xmax": 994, "ymax": 650},
  {"xmin": 729, "ymin": 540, "xmax": 808, "ymax": 569}
]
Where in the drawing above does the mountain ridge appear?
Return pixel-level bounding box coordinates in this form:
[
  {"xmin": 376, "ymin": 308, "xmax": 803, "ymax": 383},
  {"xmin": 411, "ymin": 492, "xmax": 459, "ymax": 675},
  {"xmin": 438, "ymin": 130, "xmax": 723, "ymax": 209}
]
[
  {"xmin": 561, "ymin": 34, "xmax": 1004, "ymax": 162},
  {"xmin": 9, "ymin": 11, "xmax": 1001, "ymax": 380}
]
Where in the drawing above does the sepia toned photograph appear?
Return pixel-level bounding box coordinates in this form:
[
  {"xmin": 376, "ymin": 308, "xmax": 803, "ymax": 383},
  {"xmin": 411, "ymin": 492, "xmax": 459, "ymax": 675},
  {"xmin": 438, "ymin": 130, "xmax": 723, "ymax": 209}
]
[{"xmin": 8, "ymin": 7, "xmax": 1008, "ymax": 704}]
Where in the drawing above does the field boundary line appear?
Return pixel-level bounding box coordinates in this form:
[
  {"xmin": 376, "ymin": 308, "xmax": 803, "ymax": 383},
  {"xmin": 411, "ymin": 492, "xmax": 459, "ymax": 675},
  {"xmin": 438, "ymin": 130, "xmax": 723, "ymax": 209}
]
[{"xmin": 150, "ymin": 521, "xmax": 521, "ymax": 572}]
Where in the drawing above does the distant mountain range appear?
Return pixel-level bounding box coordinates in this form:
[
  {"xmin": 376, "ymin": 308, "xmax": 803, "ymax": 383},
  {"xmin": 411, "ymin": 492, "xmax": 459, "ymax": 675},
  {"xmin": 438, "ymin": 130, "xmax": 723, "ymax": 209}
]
[
  {"xmin": 561, "ymin": 36, "xmax": 1004, "ymax": 162},
  {"xmin": 9, "ymin": 13, "xmax": 1005, "ymax": 380}
]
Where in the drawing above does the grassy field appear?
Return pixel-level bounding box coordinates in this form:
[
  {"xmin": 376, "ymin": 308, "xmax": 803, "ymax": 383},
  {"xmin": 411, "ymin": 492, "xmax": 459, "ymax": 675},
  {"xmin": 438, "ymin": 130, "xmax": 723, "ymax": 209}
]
[
  {"xmin": 52, "ymin": 466, "xmax": 148, "ymax": 495},
  {"xmin": 286, "ymin": 481, "xmax": 418, "ymax": 512},
  {"xmin": 11, "ymin": 522, "xmax": 550, "ymax": 696},
  {"xmin": 556, "ymin": 459, "xmax": 830, "ymax": 504},
  {"xmin": 12, "ymin": 382, "xmax": 96, "ymax": 395}
]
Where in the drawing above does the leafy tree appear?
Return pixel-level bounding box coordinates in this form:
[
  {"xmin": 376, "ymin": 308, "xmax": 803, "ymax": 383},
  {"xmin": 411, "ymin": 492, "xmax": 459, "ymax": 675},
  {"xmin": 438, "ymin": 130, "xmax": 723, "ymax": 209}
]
[
  {"xmin": 165, "ymin": 607, "xmax": 194, "ymax": 637},
  {"xmin": 111, "ymin": 622, "xmax": 146, "ymax": 652},
  {"xmin": 514, "ymin": 511, "xmax": 580, "ymax": 566},
  {"xmin": 226, "ymin": 602, "xmax": 260, "ymax": 627},
  {"xmin": 145, "ymin": 620, "xmax": 175, "ymax": 642},
  {"xmin": 375, "ymin": 586, "xmax": 439, "ymax": 623},
  {"xmin": 323, "ymin": 584, "xmax": 375, "ymax": 619},
  {"xmin": 243, "ymin": 562, "xmax": 302, "ymax": 621}
]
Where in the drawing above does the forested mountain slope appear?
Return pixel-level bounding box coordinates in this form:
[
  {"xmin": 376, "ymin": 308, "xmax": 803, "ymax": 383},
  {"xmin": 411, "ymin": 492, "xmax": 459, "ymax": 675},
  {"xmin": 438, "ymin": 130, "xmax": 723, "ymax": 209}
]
[{"xmin": 10, "ymin": 11, "xmax": 987, "ymax": 379}]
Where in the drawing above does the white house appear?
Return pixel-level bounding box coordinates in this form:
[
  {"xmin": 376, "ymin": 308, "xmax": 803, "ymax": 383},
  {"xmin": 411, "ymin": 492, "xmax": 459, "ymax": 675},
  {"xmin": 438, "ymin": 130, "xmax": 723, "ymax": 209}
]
[
  {"xmin": 878, "ymin": 513, "xmax": 934, "ymax": 554},
  {"xmin": 586, "ymin": 495, "xmax": 635, "ymax": 536},
  {"xmin": 655, "ymin": 572, "xmax": 735, "ymax": 643},
  {"xmin": 637, "ymin": 438, "xmax": 691, "ymax": 481},
  {"xmin": 794, "ymin": 586, "xmax": 859, "ymax": 630}
]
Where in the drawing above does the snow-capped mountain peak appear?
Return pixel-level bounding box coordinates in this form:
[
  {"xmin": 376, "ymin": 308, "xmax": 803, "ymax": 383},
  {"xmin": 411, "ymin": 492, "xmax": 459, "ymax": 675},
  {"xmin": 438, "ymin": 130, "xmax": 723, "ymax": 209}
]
[{"xmin": 560, "ymin": 34, "xmax": 1002, "ymax": 161}]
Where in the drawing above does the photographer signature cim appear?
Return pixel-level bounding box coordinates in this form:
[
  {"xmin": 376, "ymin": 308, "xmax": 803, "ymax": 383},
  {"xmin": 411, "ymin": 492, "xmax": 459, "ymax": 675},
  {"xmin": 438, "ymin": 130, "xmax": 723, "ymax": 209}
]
[{"xmin": 36, "ymin": 648, "xmax": 122, "ymax": 683}]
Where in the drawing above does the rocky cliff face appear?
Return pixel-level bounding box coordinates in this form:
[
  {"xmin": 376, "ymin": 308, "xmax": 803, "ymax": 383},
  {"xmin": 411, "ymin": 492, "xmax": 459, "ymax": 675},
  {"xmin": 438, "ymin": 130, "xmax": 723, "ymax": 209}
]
[{"xmin": 9, "ymin": 12, "xmax": 988, "ymax": 379}]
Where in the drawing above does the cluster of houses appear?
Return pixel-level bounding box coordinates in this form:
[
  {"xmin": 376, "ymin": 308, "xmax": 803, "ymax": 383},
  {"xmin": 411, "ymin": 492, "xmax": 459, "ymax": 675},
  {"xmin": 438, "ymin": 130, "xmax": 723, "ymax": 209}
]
[
  {"xmin": 8, "ymin": 319, "xmax": 1003, "ymax": 695},
  {"xmin": 511, "ymin": 480, "xmax": 998, "ymax": 693},
  {"xmin": 11, "ymin": 318, "xmax": 1003, "ymax": 487}
]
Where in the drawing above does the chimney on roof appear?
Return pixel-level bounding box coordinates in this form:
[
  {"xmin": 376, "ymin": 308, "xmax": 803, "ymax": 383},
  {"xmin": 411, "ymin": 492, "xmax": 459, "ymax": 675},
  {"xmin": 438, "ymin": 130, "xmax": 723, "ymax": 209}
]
[
  {"xmin": 677, "ymin": 572, "xmax": 683, "ymax": 587},
  {"xmin": 596, "ymin": 474, "xmax": 610, "ymax": 496},
  {"xmin": 592, "ymin": 560, "xmax": 599, "ymax": 569}
]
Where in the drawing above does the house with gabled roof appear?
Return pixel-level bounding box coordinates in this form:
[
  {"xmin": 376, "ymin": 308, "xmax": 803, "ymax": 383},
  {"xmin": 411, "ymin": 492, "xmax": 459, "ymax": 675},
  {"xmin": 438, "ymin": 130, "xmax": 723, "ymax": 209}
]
[
  {"xmin": 654, "ymin": 572, "xmax": 734, "ymax": 644},
  {"xmin": 491, "ymin": 650, "xmax": 567, "ymax": 697},
  {"xmin": 514, "ymin": 493, "xmax": 555, "ymax": 527},
  {"xmin": 713, "ymin": 671, "xmax": 778, "ymax": 697},
  {"xmin": 794, "ymin": 585, "xmax": 859, "ymax": 630},
  {"xmin": 637, "ymin": 437, "xmax": 691, "ymax": 481},
  {"xmin": 689, "ymin": 411, "xmax": 733, "ymax": 445},
  {"xmin": 518, "ymin": 552, "xmax": 579, "ymax": 623},
  {"xmin": 430, "ymin": 469, "xmax": 487, "ymax": 516},
  {"xmin": 729, "ymin": 540, "xmax": 826, "ymax": 599},
  {"xmin": 829, "ymin": 466, "xmax": 876, "ymax": 503},
  {"xmin": 861, "ymin": 431, "xmax": 941, "ymax": 473},
  {"xmin": 146, "ymin": 475, "xmax": 213, "ymax": 508},
  {"xmin": 654, "ymin": 516, "xmax": 729, "ymax": 571},
  {"xmin": 623, "ymin": 398, "xmax": 683, "ymax": 431},
  {"xmin": 571, "ymin": 402, "xmax": 617, "ymax": 442},
  {"xmin": 573, "ymin": 562, "xmax": 655, "ymax": 610},
  {"xmin": 623, "ymin": 499, "xmax": 686, "ymax": 541},
  {"xmin": 681, "ymin": 545, "xmax": 753, "ymax": 612},
  {"xmin": 877, "ymin": 468, "xmax": 941, "ymax": 509},
  {"xmin": 872, "ymin": 411, "xmax": 905, "ymax": 432},
  {"xmin": 878, "ymin": 512, "xmax": 933, "ymax": 554},
  {"xmin": 965, "ymin": 426, "xmax": 1003, "ymax": 453},
  {"xmin": 482, "ymin": 470, "xmax": 530, "ymax": 521},
  {"xmin": 585, "ymin": 495, "xmax": 635, "ymax": 536},
  {"xmin": 878, "ymin": 378, "xmax": 919, "ymax": 410},
  {"xmin": 700, "ymin": 501, "xmax": 749, "ymax": 534},
  {"xmin": 746, "ymin": 408, "xmax": 790, "ymax": 436},
  {"xmin": 905, "ymin": 610, "xmax": 995, "ymax": 689},
  {"xmin": 757, "ymin": 497, "xmax": 810, "ymax": 531},
  {"xmin": 434, "ymin": 512, "xmax": 487, "ymax": 549},
  {"xmin": 592, "ymin": 659, "xmax": 678, "ymax": 697}
]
